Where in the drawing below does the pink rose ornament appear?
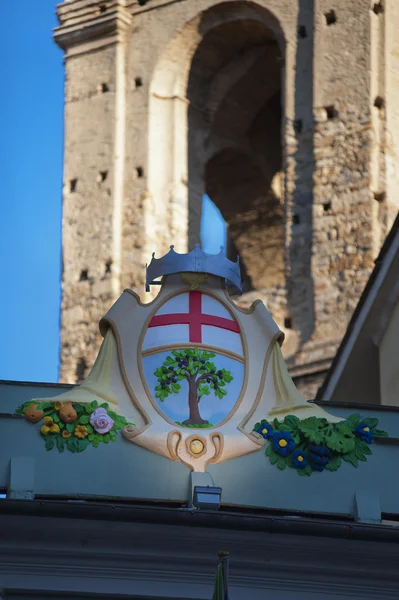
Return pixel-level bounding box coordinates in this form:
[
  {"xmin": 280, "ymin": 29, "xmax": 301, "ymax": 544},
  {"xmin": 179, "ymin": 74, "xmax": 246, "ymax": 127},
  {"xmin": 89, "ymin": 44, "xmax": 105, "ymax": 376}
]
[{"xmin": 90, "ymin": 407, "xmax": 114, "ymax": 434}]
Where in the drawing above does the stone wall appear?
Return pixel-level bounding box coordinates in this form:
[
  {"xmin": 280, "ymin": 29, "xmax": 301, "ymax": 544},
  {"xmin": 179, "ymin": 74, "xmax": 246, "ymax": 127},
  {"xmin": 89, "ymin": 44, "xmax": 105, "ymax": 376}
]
[
  {"xmin": 60, "ymin": 42, "xmax": 120, "ymax": 383},
  {"xmin": 56, "ymin": 0, "xmax": 398, "ymax": 399}
]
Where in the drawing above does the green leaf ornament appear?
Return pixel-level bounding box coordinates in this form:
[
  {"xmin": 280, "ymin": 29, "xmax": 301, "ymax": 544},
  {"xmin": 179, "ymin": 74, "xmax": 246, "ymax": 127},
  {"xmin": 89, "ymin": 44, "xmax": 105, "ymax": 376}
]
[
  {"xmin": 254, "ymin": 413, "xmax": 388, "ymax": 477},
  {"xmin": 45, "ymin": 436, "xmax": 55, "ymax": 451},
  {"xmin": 16, "ymin": 399, "xmax": 134, "ymax": 454},
  {"xmin": 298, "ymin": 417, "xmax": 327, "ymax": 445},
  {"xmin": 324, "ymin": 422, "xmax": 355, "ymax": 454}
]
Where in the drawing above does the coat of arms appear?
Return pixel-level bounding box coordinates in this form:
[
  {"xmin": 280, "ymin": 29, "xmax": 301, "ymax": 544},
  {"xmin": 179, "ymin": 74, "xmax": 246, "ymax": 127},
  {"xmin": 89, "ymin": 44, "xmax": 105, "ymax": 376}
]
[
  {"xmin": 30, "ymin": 245, "xmax": 341, "ymax": 471},
  {"xmin": 142, "ymin": 289, "xmax": 242, "ymax": 427}
]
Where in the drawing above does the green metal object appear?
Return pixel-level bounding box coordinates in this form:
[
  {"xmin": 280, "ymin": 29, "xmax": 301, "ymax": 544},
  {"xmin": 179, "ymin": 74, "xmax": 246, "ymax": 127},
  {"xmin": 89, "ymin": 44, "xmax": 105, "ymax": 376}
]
[{"xmin": 212, "ymin": 562, "xmax": 224, "ymax": 600}]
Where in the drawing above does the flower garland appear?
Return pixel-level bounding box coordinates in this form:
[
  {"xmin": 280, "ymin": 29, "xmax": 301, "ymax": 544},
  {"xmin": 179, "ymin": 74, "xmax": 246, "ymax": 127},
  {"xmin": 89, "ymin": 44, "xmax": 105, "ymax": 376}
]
[
  {"xmin": 253, "ymin": 414, "xmax": 388, "ymax": 476},
  {"xmin": 17, "ymin": 400, "xmax": 133, "ymax": 453}
]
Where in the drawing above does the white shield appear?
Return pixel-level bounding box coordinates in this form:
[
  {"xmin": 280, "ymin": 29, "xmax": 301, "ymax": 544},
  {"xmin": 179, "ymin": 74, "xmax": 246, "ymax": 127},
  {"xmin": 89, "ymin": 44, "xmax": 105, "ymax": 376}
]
[{"xmin": 141, "ymin": 291, "xmax": 245, "ymax": 429}]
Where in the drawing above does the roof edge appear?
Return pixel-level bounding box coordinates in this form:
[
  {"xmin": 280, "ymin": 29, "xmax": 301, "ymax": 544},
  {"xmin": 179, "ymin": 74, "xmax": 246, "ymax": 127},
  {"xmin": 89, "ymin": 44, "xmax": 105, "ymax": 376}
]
[
  {"xmin": 1, "ymin": 498, "xmax": 399, "ymax": 544},
  {"xmin": 319, "ymin": 214, "xmax": 399, "ymax": 402}
]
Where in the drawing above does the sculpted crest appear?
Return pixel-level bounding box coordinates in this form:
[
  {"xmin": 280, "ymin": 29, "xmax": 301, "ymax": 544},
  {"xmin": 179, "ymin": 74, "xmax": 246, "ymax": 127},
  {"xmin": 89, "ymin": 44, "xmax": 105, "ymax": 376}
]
[{"xmin": 32, "ymin": 245, "xmax": 340, "ymax": 471}]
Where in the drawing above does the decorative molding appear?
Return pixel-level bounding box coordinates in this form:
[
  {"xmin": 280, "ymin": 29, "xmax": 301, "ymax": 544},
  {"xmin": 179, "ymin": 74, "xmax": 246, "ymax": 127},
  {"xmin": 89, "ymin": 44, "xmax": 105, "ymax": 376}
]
[
  {"xmin": 16, "ymin": 400, "xmax": 132, "ymax": 454},
  {"xmin": 253, "ymin": 414, "xmax": 387, "ymax": 476},
  {"xmin": 185, "ymin": 433, "xmax": 207, "ymax": 458},
  {"xmin": 1, "ymin": 510, "xmax": 399, "ymax": 598},
  {"xmin": 0, "ymin": 413, "xmax": 23, "ymax": 419},
  {"xmin": 142, "ymin": 343, "xmax": 245, "ymax": 363},
  {"xmin": 54, "ymin": 7, "xmax": 132, "ymax": 57}
]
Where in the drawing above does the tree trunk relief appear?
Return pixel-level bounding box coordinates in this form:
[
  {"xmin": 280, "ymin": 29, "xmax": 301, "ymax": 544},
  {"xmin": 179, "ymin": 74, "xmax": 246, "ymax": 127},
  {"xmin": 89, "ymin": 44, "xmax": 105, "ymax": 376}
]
[{"xmin": 182, "ymin": 377, "xmax": 209, "ymax": 425}]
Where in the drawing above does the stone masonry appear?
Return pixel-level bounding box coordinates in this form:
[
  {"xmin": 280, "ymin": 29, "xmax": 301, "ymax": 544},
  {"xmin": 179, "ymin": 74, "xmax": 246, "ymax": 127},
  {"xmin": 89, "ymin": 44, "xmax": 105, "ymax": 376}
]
[{"xmin": 55, "ymin": 0, "xmax": 399, "ymax": 399}]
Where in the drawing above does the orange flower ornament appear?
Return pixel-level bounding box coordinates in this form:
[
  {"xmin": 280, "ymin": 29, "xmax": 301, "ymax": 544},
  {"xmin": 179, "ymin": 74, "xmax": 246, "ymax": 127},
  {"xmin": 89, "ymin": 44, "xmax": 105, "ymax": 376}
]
[{"xmin": 75, "ymin": 425, "xmax": 88, "ymax": 439}]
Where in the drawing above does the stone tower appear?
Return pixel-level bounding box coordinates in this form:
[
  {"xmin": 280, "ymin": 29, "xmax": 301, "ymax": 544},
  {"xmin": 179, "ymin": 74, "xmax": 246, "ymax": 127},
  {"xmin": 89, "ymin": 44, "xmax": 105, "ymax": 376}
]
[{"xmin": 55, "ymin": 0, "xmax": 399, "ymax": 398}]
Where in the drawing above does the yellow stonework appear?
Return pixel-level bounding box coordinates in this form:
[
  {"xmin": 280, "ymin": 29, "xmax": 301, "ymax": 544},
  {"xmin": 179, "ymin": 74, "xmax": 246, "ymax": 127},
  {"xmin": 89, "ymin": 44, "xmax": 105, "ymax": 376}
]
[{"xmin": 55, "ymin": 0, "xmax": 399, "ymax": 407}]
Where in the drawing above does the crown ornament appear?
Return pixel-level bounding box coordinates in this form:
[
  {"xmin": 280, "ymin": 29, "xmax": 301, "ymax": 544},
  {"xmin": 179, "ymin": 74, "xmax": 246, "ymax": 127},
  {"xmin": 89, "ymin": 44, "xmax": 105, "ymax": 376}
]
[{"xmin": 145, "ymin": 244, "xmax": 242, "ymax": 295}]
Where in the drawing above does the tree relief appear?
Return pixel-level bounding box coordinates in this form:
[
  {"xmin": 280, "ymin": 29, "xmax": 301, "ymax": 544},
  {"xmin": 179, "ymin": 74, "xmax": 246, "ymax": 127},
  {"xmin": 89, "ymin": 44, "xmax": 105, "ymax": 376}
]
[
  {"xmin": 154, "ymin": 348, "xmax": 233, "ymax": 426},
  {"xmin": 140, "ymin": 290, "xmax": 245, "ymax": 429}
]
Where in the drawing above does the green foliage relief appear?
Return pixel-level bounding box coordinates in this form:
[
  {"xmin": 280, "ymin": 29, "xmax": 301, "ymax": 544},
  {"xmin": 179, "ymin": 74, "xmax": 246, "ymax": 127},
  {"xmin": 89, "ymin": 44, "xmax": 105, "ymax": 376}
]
[
  {"xmin": 253, "ymin": 413, "xmax": 388, "ymax": 476},
  {"xmin": 154, "ymin": 348, "xmax": 233, "ymax": 426},
  {"xmin": 17, "ymin": 400, "xmax": 132, "ymax": 453}
]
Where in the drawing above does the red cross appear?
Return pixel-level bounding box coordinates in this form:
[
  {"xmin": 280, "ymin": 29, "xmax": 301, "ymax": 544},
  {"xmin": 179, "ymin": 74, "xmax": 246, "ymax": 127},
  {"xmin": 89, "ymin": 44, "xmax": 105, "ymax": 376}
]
[{"xmin": 148, "ymin": 291, "xmax": 240, "ymax": 343}]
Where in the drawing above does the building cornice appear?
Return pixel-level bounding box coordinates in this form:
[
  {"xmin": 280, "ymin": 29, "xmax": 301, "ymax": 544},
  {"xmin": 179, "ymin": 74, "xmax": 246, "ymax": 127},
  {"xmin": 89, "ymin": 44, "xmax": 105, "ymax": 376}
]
[
  {"xmin": 1, "ymin": 499, "xmax": 399, "ymax": 543},
  {"xmin": 1, "ymin": 502, "xmax": 399, "ymax": 598},
  {"xmin": 54, "ymin": 2, "xmax": 132, "ymax": 57}
]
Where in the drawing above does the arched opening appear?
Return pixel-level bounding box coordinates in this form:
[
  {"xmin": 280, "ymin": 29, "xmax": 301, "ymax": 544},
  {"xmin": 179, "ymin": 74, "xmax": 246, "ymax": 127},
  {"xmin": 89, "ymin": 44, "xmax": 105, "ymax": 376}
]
[
  {"xmin": 205, "ymin": 143, "xmax": 283, "ymax": 294},
  {"xmin": 148, "ymin": 2, "xmax": 286, "ymax": 314},
  {"xmin": 186, "ymin": 5, "xmax": 285, "ymax": 303},
  {"xmin": 200, "ymin": 195, "xmax": 226, "ymax": 254}
]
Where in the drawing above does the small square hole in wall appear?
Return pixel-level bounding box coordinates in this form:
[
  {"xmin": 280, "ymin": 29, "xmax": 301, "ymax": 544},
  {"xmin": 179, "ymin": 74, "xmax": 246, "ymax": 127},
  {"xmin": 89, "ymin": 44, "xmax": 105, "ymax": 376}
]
[
  {"xmin": 284, "ymin": 317, "xmax": 293, "ymax": 329},
  {"xmin": 136, "ymin": 166, "xmax": 144, "ymax": 178},
  {"xmin": 374, "ymin": 191, "xmax": 386, "ymax": 203},
  {"xmin": 323, "ymin": 201, "xmax": 332, "ymax": 212},
  {"xmin": 293, "ymin": 214, "xmax": 301, "ymax": 225},
  {"xmin": 75, "ymin": 357, "xmax": 87, "ymax": 383},
  {"xmin": 373, "ymin": 2, "xmax": 384, "ymax": 15},
  {"xmin": 69, "ymin": 178, "xmax": 78, "ymax": 193},
  {"xmin": 325, "ymin": 105, "xmax": 337, "ymax": 119},
  {"xmin": 325, "ymin": 10, "xmax": 337, "ymax": 25},
  {"xmin": 101, "ymin": 82, "xmax": 109, "ymax": 93},
  {"xmin": 99, "ymin": 3, "xmax": 107, "ymax": 13},
  {"xmin": 97, "ymin": 170, "xmax": 108, "ymax": 183},
  {"xmin": 105, "ymin": 260, "xmax": 112, "ymax": 274},
  {"xmin": 138, "ymin": 0, "xmax": 147, "ymax": 5},
  {"xmin": 294, "ymin": 119, "xmax": 303, "ymax": 134},
  {"xmin": 297, "ymin": 25, "xmax": 307, "ymax": 39},
  {"xmin": 374, "ymin": 96, "xmax": 385, "ymax": 110},
  {"xmin": 80, "ymin": 269, "xmax": 89, "ymax": 282},
  {"xmin": 135, "ymin": 77, "xmax": 143, "ymax": 88}
]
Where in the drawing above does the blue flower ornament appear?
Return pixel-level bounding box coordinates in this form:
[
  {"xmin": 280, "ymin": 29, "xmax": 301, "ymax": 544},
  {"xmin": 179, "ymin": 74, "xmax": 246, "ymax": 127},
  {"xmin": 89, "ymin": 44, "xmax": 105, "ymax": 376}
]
[
  {"xmin": 292, "ymin": 449, "xmax": 308, "ymax": 469},
  {"xmin": 253, "ymin": 413, "xmax": 387, "ymax": 476},
  {"xmin": 355, "ymin": 424, "xmax": 374, "ymax": 444},
  {"xmin": 308, "ymin": 444, "xmax": 332, "ymax": 472},
  {"xmin": 255, "ymin": 421, "xmax": 274, "ymax": 440},
  {"xmin": 272, "ymin": 431, "xmax": 296, "ymax": 457}
]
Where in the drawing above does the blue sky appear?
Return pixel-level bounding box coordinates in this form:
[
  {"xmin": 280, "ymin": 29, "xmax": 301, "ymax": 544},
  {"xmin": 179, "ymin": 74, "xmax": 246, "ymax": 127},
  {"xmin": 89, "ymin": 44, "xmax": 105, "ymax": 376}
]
[
  {"xmin": 0, "ymin": 2, "xmax": 63, "ymax": 383},
  {"xmin": 0, "ymin": 2, "xmax": 225, "ymax": 383}
]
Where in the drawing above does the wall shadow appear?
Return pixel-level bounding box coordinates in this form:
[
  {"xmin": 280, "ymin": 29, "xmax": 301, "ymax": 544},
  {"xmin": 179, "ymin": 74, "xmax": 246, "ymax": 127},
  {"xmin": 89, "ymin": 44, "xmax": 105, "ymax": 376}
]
[
  {"xmin": 186, "ymin": 3, "xmax": 285, "ymax": 297},
  {"xmin": 285, "ymin": 0, "xmax": 316, "ymax": 349}
]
